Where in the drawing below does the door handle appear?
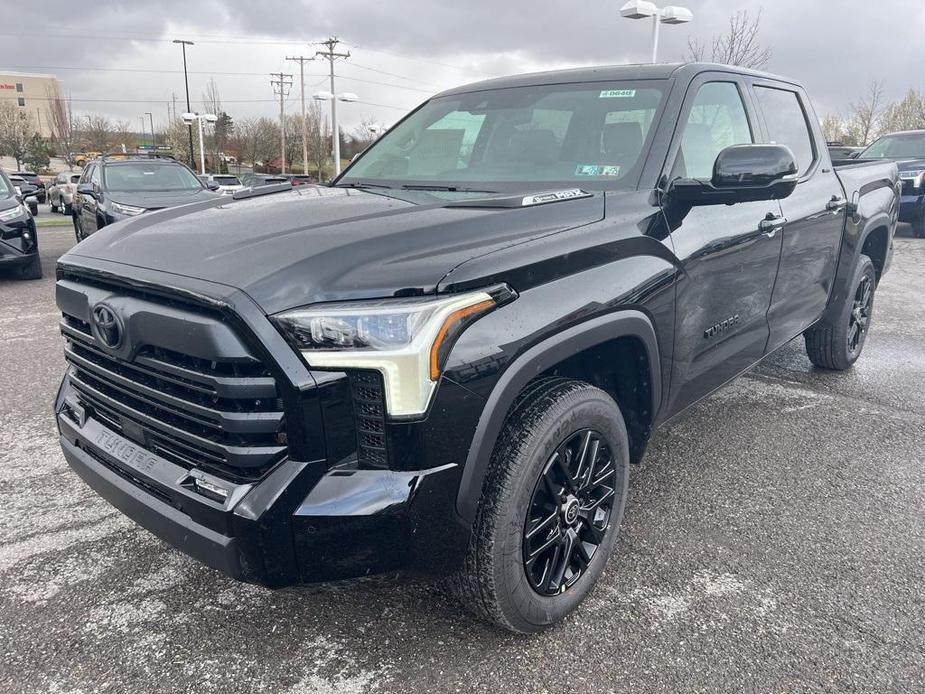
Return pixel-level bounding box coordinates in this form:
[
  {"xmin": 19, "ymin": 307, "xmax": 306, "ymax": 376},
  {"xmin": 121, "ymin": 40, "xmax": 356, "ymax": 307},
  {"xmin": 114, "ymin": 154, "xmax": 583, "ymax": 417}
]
[
  {"xmin": 826, "ymin": 196, "xmax": 846, "ymax": 212},
  {"xmin": 758, "ymin": 214, "xmax": 787, "ymax": 237}
]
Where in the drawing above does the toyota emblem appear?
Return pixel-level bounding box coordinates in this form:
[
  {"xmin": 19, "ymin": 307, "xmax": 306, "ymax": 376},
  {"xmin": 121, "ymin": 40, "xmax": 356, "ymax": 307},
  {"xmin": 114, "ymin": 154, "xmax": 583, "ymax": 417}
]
[{"xmin": 91, "ymin": 303, "xmax": 123, "ymax": 349}]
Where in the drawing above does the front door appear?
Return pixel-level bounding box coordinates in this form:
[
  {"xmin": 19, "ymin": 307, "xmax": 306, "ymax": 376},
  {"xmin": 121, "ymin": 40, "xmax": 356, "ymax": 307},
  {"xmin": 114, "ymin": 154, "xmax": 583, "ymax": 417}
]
[
  {"xmin": 662, "ymin": 76, "xmax": 784, "ymax": 415},
  {"xmin": 79, "ymin": 164, "xmax": 101, "ymax": 234}
]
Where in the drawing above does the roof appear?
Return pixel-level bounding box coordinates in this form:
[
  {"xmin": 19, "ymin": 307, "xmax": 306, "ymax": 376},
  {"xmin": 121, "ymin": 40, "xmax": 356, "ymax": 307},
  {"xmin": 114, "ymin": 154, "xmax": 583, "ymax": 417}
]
[{"xmin": 434, "ymin": 62, "xmax": 802, "ymax": 98}]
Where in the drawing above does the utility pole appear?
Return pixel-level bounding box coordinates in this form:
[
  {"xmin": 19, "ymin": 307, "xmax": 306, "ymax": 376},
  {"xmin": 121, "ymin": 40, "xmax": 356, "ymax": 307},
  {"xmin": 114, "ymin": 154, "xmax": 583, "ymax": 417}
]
[
  {"xmin": 139, "ymin": 116, "xmax": 147, "ymax": 148},
  {"xmin": 270, "ymin": 72, "xmax": 293, "ymax": 175},
  {"xmin": 286, "ymin": 55, "xmax": 314, "ymax": 175},
  {"xmin": 173, "ymin": 39, "xmax": 196, "ymax": 169},
  {"xmin": 146, "ymin": 112, "xmax": 155, "ymax": 147},
  {"xmin": 171, "ymin": 92, "xmax": 178, "ymax": 121},
  {"xmin": 315, "ymin": 37, "xmax": 350, "ymax": 176}
]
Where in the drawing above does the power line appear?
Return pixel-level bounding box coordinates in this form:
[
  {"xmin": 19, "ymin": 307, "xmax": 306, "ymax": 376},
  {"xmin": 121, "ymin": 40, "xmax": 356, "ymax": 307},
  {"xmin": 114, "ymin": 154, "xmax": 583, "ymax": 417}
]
[
  {"xmin": 270, "ymin": 72, "xmax": 293, "ymax": 174},
  {"xmin": 315, "ymin": 37, "xmax": 351, "ymax": 176},
  {"xmin": 286, "ymin": 55, "xmax": 315, "ymax": 174}
]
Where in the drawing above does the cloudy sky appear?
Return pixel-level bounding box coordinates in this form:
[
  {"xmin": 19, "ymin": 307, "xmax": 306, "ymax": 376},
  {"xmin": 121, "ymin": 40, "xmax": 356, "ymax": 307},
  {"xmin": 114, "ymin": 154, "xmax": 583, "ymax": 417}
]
[{"xmin": 2, "ymin": 0, "xmax": 924, "ymax": 134}]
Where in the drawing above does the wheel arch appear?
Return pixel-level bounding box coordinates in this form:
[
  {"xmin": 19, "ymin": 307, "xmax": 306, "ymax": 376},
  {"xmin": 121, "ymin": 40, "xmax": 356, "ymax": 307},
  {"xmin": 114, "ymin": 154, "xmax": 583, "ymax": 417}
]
[{"xmin": 455, "ymin": 310, "xmax": 661, "ymax": 523}]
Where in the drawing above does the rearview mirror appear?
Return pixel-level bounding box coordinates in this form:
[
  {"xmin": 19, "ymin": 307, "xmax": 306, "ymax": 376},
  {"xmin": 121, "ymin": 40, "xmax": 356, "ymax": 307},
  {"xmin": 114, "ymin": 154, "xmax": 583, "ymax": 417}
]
[
  {"xmin": 76, "ymin": 182, "xmax": 95, "ymax": 198},
  {"xmin": 669, "ymin": 144, "xmax": 798, "ymax": 206}
]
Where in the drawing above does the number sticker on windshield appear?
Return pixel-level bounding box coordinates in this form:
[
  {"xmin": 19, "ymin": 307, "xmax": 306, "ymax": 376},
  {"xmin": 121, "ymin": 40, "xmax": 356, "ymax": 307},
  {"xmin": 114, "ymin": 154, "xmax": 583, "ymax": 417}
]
[
  {"xmin": 599, "ymin": 89, "xmax": 636, "ymax": 98},
  {"xmin": 575, "ymin": 165, "xmax": 621, "ymax": 176}
]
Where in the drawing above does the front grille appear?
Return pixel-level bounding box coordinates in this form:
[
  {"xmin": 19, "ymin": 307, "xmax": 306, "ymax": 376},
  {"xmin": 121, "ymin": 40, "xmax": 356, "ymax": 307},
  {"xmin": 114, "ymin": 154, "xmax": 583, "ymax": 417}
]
[
  {"xmin": 349, "ymin": 371, "xmax": 389, "ymax": 469},
  {"xmin": 60, "ymin": 303, "xmax": 287, "ymax": 483}
]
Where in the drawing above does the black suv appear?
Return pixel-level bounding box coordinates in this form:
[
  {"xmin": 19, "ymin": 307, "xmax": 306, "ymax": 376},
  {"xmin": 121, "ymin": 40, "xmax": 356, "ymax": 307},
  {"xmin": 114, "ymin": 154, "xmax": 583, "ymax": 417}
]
[
  {"xmin": 11, "ymin": 171, "xmax": 46, "ymax": 203},
  {"xmin": 0, "ymin": 169, "xmax": 41, "ymax": 279},
  {"xmin": 55, "ymin": 63, "xmax": 898, "ymax": 632},
  {"xmin": 72, "ymin": 154, "xmax": 219, "ymax": 241}
]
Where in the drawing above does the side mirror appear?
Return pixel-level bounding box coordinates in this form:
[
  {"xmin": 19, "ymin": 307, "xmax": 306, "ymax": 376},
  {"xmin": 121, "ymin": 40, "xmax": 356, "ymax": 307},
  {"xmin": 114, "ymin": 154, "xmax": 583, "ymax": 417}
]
[
  {"xmin": 669, "ymin": 144, "xmax": 798, "ymax": 206},
  {"xmin": 848, "ymin": 150, "xmax": 861, "ymax": 159},
  {"xmin": 207, "ymin": 182, "xmax": 220, "ymax": 191},
  {"xmin": 76, "ymin": 182, "xmax": 95, "ymax": 198}
]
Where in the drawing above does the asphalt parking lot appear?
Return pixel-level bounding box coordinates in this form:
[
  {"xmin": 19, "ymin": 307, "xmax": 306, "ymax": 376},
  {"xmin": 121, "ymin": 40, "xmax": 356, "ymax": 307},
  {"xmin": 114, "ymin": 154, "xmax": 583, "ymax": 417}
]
[{"xmin": 1, "ymin": 225, "xmax": 923, "ymax": 694}]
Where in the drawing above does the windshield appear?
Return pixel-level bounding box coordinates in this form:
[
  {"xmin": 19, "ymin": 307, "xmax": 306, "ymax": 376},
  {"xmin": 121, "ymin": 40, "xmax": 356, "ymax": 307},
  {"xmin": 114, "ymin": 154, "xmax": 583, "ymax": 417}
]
[
  {"xmin": 861, "ymin": 133, "xmax": 925, "ymax": 159},
  {"xmin": 103, "ymin": 162, "xmax": 205, "ymax": 192},
  {"xmin": 340, "ymin": 80, "xmax": 665, "ymax": 192}
]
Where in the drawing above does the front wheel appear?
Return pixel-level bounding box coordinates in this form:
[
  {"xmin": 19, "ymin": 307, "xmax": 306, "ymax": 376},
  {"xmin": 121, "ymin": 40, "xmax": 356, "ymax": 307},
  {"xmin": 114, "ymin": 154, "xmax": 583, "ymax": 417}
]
[
  {"xmin": 448, "ymin": 378, "xmax": 630, "ymax": 633},
  {"xmin": 804, "ymin": 254, "xmax": 876, "ymax": 370}
]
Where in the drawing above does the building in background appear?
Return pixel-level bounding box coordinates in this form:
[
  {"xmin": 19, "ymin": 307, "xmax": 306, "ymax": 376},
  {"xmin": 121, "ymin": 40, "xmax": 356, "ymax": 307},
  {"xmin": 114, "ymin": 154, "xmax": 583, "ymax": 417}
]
[{"xmin": 0, "ymin": 71, "xmax": 63, "ymax": 138}]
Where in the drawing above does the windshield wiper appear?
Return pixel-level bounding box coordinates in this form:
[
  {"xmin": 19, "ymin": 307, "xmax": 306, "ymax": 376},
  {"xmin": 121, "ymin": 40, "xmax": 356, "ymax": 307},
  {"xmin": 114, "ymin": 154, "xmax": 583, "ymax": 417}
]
[
  {"xmin": 334, "ymin": 181, "xmax": 392, "ymax": 189},
  {"xmin": 400, "ymin": 184, "xmax": 497, "ymax": 193}
]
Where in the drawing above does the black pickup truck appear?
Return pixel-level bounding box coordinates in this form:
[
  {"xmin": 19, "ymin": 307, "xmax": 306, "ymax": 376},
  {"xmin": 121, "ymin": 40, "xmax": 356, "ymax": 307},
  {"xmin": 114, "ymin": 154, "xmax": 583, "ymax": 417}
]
[{"xmin": 54, "ymin": 63, "xmax": 898, "ymax": 633}]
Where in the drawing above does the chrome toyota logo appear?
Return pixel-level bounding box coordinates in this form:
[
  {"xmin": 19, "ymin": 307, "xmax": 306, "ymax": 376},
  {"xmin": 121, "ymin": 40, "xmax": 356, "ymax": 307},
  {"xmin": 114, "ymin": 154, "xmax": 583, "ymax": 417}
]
[{"xmin": 91, "ymin": 303, "xmax": 123, "ymax": 349}]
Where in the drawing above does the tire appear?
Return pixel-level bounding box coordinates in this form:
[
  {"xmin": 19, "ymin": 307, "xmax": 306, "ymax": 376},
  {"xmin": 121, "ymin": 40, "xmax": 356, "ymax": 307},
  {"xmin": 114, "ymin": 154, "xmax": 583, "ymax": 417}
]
[
  {"xmin": 912, "ymin": 211, "xmax": 925, "ymax": 238},
  {"xmin": 63, "ymin": 202, "xmax": 72, "ymax": 216},
  {"xmin": 50, "ymin": 197, "xmax": 58, "ymax": 213},
  {"xmin": 18, "ymin": 253, "xmax": 42, "ymax": 280},
  {"xmin": 448, "ymin": 377, "xmax": 630, "ymax": 633},
  {"xmin": 73, "ymin": 214, "xmax": 84, "ymax": 242},
  {"xmin": 28, "ymin": 203, "xmax": 38, "ymax": 216},
  {"xmin": 804, "ymin": 254, "xmax": 876, "ymax": 370}
]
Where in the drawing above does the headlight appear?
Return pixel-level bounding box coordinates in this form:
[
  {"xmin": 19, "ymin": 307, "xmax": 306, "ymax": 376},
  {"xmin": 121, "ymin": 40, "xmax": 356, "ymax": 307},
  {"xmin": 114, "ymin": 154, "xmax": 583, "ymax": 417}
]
[
  {"xmin": 0, "ymin": 204, "xmax": 27, "ymax": 222},
  {"xmin": 272, "ymin": 288, "xmax": 511, "ymax": 417},
  {"xmin": 900, "ymin": 169, "xmax": 925, "ymax": 188},
  {"xmin": 111, "ymin": 202, "xmax": 147, "ymax": 216}
]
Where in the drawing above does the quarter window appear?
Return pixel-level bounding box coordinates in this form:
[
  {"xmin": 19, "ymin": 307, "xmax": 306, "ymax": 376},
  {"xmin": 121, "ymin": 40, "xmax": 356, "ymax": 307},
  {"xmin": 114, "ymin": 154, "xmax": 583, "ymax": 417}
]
[
  {"xmin": 754, "ymin": 86, "xmax": 815, "ymax": 175},
  {"xmin": 676, "ymin": 82, "xmax": 753, "ymax": 179}
]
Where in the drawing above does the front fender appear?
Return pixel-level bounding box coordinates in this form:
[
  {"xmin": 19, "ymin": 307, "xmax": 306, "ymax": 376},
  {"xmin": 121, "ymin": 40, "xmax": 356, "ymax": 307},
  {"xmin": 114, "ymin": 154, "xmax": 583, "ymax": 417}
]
[{"xmin": 453, "ymin": 310, "xmax": 660, "ymax": 523}]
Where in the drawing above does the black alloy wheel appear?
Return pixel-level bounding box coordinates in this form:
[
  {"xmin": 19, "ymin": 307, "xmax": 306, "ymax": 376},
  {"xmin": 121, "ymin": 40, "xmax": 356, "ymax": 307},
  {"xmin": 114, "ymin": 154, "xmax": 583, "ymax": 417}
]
[
  {"xmin": 847, "ymin": 274, "xmax": 873, "ymax": 357},
  {"xmin": 523, "ymin": 428, "xmax": 618, "ymax": 596}
]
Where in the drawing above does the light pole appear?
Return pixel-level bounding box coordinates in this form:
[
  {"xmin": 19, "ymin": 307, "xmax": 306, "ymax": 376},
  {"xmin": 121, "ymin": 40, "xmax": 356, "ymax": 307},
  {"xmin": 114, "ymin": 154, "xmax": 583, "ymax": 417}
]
[
  {"xmin": 173, "ymin": 39, "xmax": 196, "ymax": 168},
  {"xmin": 139, "ymin": 116, "xmax": 147, "ymax": 149},
  {"xmin": 619, "ymin": 1, "xmax": 693, "ymax": 63},
  {"xmin": 313, "ymin": 91, "xmax": 358, "ymax": 178},
  {"xmin": 182, "ymin": 113, "xmax": 218, "ymax": 175},
  {"xmin": 146, "ymin": 112, "xmax": 155, "ymax": 147}
]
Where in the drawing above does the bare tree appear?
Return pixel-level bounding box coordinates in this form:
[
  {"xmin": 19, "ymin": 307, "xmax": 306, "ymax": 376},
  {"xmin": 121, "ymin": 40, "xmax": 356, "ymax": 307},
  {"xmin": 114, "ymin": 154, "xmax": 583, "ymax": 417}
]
[
  {"xmin": 228, "ymin": 116, "xmax": 278, "ymax": 170},
  {"xmin": 112, "ymin": 120, "xmax": 138, "ymax": 152},
  {"xmin": 84, "ymin": 115, "xmax": 114, "ymax": 151},
  {"xmin": 880, "ymin": 89, "xmax": 925, "ymax": 134},
  {"xmin": 47, "ymin": 88, "xmax": 77, "ymax": 169},
  {"xmin": 305, "ymin": 101, "xmax": 331, "ymax": 180},
  {"xmin": 821, "ymin": 113, "xmax": 848, "ymax": 144},
  {"xmin": 846, "ymin": 80, "xmax": 885, "ymax": 146},
  {"xmin": 0, "ymin": 102, "xmax": 36, "ymax": 169},
  {"xmin": 687, "ymin": 9, "xmax": 772, "ymax": 69}
]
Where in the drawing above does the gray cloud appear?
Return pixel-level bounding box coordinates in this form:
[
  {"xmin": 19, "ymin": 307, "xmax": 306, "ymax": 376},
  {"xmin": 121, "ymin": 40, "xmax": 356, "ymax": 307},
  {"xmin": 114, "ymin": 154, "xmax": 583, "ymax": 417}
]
[{"xmin": 1, "ymin": 1, "xmax": 923, "ymax": 129}]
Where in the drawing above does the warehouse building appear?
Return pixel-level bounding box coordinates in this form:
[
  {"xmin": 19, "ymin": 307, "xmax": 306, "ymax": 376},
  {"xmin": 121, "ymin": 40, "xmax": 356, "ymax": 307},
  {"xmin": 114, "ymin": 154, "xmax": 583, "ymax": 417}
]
[{"xmin": 0, "ymin": 71, "xmax": 64, "ymax": 138}]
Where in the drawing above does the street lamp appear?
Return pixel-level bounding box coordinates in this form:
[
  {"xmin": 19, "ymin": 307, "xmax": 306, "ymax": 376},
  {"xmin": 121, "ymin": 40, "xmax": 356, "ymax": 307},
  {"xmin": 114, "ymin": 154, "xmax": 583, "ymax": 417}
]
[
  {"xmin": 173, "ymin": 39, "xmax": 196, "ymax": 168},
  {"xmin": 313, "ymin": 91, "xmax": 359, "ymax": 176},
  {"xmin": 182, "ymin": 112, "xmax": 218, "ymax": 175},
  {"xmin": 145, "ymin": 112, "xmax": 155, "ymax": 147},
  {"xmin": 619, "ymin": 1, "xmax": 693, "ymax": 63}
]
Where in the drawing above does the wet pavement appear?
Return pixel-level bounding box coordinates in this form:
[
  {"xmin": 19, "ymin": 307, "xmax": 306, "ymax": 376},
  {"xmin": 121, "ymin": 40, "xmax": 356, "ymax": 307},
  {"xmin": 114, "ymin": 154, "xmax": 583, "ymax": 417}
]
[{"xmin": 1, "ymin": 226, "xmax": 923, "ymax": 693}]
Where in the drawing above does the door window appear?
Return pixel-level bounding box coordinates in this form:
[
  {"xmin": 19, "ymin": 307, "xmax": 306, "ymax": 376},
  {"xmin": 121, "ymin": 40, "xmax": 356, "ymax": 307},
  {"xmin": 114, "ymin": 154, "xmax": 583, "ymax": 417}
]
[
  {"xmin": 676, "ymin": 82, "xmax": 754, "ymax": 179},
  {"xmin": 754, "ymin": 86, "xmax": 815, "ymax": 175}
]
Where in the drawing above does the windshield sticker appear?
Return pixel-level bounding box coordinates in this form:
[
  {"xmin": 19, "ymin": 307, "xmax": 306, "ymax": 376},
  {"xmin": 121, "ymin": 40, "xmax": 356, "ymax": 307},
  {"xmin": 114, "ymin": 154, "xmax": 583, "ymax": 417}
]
[
  {"xmin": 600, "ymin": 89, "xmax": 636, "ymax": 98},
  {"xmin": 575, "ymin": 165, "xmax": 621, "ymax": 176}
]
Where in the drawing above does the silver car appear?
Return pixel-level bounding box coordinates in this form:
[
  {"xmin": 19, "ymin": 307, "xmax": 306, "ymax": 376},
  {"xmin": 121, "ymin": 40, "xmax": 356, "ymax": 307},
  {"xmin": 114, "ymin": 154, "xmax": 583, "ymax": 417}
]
[{"xmin": 49, "ymin": 171, "xmax": 83, "ymax": 215}]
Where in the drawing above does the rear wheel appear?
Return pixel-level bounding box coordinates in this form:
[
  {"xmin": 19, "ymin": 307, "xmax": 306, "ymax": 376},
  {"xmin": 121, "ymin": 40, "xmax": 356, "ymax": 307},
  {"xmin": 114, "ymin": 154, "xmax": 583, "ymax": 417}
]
[
  {"xmin": 448, "ymin": 378, "xmax": 630, "ymax": 633},
  {"xmin": 804, "ymin": 254, "xmax": 876, "ymax": 370}
]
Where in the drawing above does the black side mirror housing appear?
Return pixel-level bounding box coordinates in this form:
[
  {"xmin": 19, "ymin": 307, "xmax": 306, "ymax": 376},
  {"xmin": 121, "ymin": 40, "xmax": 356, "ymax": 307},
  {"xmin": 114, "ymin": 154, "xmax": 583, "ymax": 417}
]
[
  {"xmin": 76, "ymin": 182, "xmax": 96, "ymax": 198},
  {"xmin": 669, "ymin": 144, "xmax": 799, "ymax": 206},
  {"xmin": 207, "ymin": 182, "xmax": 220, "ymax": 191}
]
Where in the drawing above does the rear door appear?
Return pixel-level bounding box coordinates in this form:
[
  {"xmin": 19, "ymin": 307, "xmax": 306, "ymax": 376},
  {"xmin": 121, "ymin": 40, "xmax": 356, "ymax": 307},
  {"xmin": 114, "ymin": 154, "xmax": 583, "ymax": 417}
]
[
  {"xmin": 749, "ymin": 81, "xmax": 846, "ymax": 351},
  {"xmin": 661, "ymin": 73, "xmax": 785, "ymax": 415}
]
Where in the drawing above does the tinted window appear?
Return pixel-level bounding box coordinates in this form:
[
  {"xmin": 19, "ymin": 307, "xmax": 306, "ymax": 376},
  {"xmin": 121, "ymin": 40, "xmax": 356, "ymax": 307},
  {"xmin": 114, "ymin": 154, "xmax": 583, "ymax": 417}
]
[
  {"xmin": 677, "ymin": 82, "xmax": 753, "ymax": 179},
  {"xmin": 342, "ymin": 81, "xmax": 666, "ymax": 191},
  {"xmin": 755, "ymin": 86, "xmax": 815, "ymax": 175}
]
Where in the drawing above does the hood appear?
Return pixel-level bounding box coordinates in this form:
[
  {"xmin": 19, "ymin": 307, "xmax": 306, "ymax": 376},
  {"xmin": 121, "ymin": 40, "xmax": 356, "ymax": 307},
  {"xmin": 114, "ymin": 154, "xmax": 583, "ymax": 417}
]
[
  {"xmin": 64, "ymin": 186, "xmax": 604, "ymax": 314},
  {"xmin": 111, "ymin": 188, "xmax": 219, "ymax": 210}
]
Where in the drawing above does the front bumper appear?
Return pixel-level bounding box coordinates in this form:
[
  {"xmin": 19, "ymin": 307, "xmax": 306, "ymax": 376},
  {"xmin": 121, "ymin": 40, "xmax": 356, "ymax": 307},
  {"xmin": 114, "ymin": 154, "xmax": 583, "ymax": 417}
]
[
  {"xmin": 898, "ymin": 193, "xmax": 924, "ymax": 222},
  {"xmin": 56, "ymin": 374, "xmax": 467, "ymax": 586}
]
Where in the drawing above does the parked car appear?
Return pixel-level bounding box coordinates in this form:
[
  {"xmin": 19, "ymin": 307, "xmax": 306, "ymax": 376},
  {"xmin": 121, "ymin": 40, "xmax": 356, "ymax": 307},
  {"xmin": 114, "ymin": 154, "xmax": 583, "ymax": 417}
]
[
  {"xmin": 202, "ymin": 173, "xmax": 244, "ymax": 195},
  {"xmin": 0, "ymin": 169, "xmax": 41, "ymax": 279},
  {"xmin": 240, "ymin": 172, "xmax": 288, "ymax": 187},
  {"xmin": 826, "ymin": 142, "xmax": 863, "ymax": 160},
  {"xmin": 49, "ymin": 171, "xmax": 83, "ymax": 215},
  {"xmin": 54, "ymin": 63, "xmax": 898, "ymax": 633},
  {"xmin": 284, "ymin": 174, "xmax": 316, "ymax": 187},
  {"xmin": 848, "ymin": 130, "xmax": 925, "ymax": 237},
  {"xmin": 71, "ymin": 154, "xmax": 220, "ymax": 242},
  {"xmin": 8, "ymin": 175, "xmax": 39, "ymax": 216},
  {"xmin": 11, "ymin": 171, "xmax": 46, "ymax": 203}
]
